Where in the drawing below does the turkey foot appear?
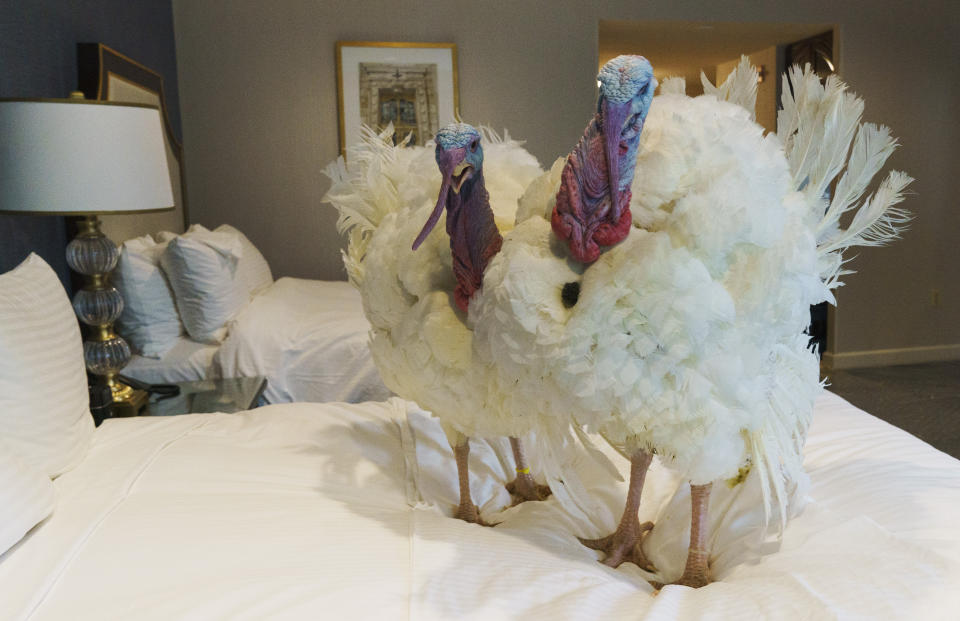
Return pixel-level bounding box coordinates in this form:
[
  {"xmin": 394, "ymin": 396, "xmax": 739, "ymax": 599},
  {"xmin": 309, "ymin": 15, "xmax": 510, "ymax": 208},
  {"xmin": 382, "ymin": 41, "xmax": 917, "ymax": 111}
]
[
  {"xmin": 579, "ymin": 447, "xmax": 655, "ymax": 570},
  {"xmin": 506, "ymin": 437, "xmax": 552, "ymax": 504},
  {"xmin": 506, "ymin": 471, "xmax": 552, "ymax": 504},
  {"xmin": 651, "ymin": 482, "xmax": 712, "ymax": 588},
  {"xmin": 453, "ymin": 501, "xmax": 496, "ymax": 526},
  {"xmin": 668, "ymin": 550, "xmax": 710, "ymax": 588},
  {"xmin": 580, "ymin": 518, "xmax": 655, "ymax": 569}
]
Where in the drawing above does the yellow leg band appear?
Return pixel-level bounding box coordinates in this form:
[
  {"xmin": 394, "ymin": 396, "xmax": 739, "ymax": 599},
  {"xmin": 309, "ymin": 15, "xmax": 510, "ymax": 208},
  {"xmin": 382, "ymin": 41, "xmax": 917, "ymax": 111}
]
[{"xmin": 516, "ymin": 467, "xmax": 530, "ymax": 475}]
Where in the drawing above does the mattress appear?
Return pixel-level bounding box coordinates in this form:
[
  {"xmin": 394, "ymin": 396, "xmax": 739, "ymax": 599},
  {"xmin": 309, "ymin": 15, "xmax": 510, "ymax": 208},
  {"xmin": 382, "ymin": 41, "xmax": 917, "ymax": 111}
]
[
  {"xmin": 122, "ymin": 336, "xmax": 220, "ymax": 384},
  {"xmin": 3, "ymin": 392, "xmax": 958, "ymax": 620}
]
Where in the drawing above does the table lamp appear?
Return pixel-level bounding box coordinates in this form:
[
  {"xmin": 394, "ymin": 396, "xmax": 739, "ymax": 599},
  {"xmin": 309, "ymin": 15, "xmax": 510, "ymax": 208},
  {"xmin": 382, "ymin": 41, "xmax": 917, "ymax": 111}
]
[{"xmin": 0, "ymin": 94, "xmax": 174, "ymax": 414}]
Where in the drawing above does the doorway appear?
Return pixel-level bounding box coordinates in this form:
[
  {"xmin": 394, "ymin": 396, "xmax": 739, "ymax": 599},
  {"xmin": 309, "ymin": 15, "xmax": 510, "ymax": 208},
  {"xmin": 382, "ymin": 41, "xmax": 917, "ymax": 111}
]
[{"xmin": 599, "ymin": 20, "xmax": 836, "ymax": 354}]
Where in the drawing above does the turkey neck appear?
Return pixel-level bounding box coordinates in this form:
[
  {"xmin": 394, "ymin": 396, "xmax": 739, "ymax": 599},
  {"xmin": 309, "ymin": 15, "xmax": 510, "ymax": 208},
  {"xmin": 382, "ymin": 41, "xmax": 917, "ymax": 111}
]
[
  {"xmin": 445, "ymin": 168, "xmax": 502, "ymax": 313},
  {"xmin": 571, "ymin": 117, "xmax": 615, "ymax": 218},
  {"xmin": 552, "ymin": 114, "xmax": 633, "ymax": 264}
]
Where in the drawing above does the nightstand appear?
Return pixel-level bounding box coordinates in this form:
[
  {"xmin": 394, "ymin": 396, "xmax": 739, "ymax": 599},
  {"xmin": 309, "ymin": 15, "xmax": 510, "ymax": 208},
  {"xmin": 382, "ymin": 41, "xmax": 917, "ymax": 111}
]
[{"xmin": 139, "ymin": 376, "xmax": 268, "ymax": 417}]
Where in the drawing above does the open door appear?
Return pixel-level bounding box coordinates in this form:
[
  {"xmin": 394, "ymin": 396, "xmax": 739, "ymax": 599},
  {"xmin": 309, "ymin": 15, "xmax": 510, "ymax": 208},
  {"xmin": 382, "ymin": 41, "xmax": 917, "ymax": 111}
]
[
  {"xmin": 599, "ymin": 21, "xmax": 837, "ymax": 357},
  {"xmin": 784, "ymin": 30, "xmax": 836, "ymax": 356}
]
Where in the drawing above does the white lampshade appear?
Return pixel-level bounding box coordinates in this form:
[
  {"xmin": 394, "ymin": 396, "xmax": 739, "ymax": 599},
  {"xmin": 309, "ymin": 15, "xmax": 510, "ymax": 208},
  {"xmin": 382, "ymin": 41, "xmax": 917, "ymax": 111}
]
[{"xmin": 0, "ymin": 98, "xmax": 174, "ymax": 215}]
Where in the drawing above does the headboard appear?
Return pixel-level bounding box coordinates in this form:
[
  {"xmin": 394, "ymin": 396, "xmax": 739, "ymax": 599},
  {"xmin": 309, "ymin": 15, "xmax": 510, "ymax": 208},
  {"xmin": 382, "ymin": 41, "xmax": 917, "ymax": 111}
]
[{"xmin": 77, "ymin": 43, "xmax": 188, "ymax": 241}]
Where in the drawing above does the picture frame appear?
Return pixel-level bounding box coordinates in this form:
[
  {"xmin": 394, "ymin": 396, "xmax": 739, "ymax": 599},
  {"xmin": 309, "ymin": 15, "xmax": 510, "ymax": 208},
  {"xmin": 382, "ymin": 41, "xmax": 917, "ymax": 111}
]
[
  {"xmin": 77, "ymin": 42, "xmax": 188, "ymax": 236},
  {"xmin": 336, "ymin": 41, "xmax": 459, "ymax": 154}
]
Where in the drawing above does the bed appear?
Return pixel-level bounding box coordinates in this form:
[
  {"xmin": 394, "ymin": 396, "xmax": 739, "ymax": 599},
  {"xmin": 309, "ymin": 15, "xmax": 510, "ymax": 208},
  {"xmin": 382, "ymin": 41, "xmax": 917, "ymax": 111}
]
[
  {"xmin": 123, "ymin": 276, "xmax": 390, "ymax": 404},
  {"xmin": 3, "ymin": 395, "xmax": 959, "ymax": 619},
  {"xmin": 78, "ymin": 44, "xmax": 388, "ymax": 405},
  {"xmin": 4, "ymin": 253, "xmax": 960, "ymax": 620}
]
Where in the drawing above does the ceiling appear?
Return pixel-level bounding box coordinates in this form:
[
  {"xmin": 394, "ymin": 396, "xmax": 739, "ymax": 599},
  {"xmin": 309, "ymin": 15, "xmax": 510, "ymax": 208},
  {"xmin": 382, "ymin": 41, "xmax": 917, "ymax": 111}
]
[{"xmin": 599, "ymin": 20, "xmax": 834, "ymax": 86}]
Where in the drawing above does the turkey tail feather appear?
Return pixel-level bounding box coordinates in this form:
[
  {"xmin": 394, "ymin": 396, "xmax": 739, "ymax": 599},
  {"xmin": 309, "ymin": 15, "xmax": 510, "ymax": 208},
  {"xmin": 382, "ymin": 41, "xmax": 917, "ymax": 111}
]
[
  {"xmin": 322, "ymin": 124, "xmax": 407, "ymax": 287},
  {"xmin": 659, "ymin": 76, "xmax": 687, "ymax": 96},
  {"xmin": 748, "ymin": 338, "xmax": 819, "ymax": 537},
  {"xmin": 701, "ymin": 55, "xmax": 758, "ymax": 119},
  {"xmin": 530, "ymin": 416, "xmax": 623, "ymax": 527},
  {"xmin": 777, "ymin": 65, "xmax": 914, "ymax": 290}
]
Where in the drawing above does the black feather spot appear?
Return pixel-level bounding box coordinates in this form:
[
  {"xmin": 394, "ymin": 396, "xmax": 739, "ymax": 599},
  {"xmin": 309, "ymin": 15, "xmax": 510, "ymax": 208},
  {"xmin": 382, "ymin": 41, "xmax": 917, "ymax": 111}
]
[{"xmin": 561, "ymin": 281, "xmax": 580, "ymax": 308}]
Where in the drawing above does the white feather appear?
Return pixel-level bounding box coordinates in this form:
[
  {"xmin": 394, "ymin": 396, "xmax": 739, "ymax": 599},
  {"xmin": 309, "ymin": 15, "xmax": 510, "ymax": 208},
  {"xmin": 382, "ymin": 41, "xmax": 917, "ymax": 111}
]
[
  {"xmin": 659, "ymin": 77, "xmax": 687, "ymax": 96},
  {"xmin": 776, "ymin": 65, "xmax": 914, "ymax": 289},
  {"xmin": 701, "ymin": 55, "xmax": 758, "ymax": 119}
]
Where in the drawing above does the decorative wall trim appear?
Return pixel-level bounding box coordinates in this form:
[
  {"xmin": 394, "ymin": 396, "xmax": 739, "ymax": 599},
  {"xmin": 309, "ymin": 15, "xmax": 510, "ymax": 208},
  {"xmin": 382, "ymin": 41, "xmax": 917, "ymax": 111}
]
[{"xmin": 823, "ymin": 343, "xmax": 960, "ymax": 370}]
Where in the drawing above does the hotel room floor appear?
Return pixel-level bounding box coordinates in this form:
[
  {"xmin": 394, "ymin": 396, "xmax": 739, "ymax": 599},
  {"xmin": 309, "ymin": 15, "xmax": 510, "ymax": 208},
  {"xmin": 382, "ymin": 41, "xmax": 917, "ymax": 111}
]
[{"xmin": 825, "ymin": 360, "xmax": 960, "ymax": 459}]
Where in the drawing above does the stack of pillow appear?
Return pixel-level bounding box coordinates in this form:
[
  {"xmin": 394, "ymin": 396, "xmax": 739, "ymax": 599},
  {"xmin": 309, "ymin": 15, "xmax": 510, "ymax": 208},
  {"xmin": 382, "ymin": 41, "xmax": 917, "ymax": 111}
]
[{"xmin": 112, "ymin": 224, "xmax": 273, "ymax": 357}]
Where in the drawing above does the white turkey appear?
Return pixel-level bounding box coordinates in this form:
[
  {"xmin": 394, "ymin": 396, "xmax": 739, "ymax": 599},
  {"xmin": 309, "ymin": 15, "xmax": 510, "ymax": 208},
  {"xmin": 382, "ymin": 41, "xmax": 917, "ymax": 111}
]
[
  {"xmin": 473, "ymin": 56, "xmax": 912, "ymax": 587},
  {"xmin": 323, "ymin": 122, "xmax": 577, "ymax": 524}
]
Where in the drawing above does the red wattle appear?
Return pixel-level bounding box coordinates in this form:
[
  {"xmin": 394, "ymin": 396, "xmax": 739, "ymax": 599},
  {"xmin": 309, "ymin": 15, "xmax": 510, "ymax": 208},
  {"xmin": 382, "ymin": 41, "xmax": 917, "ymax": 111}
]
[
  {"xmin": 454, "ymin": 287, "xmax": 471, "ymax": 313},
  {"xmin": 551, "ymin": 205, "xmax": 572, "ymax": 241},
  {"xmin": 593, "ymin": 190, "xmax": 633, "ymax": 246}
]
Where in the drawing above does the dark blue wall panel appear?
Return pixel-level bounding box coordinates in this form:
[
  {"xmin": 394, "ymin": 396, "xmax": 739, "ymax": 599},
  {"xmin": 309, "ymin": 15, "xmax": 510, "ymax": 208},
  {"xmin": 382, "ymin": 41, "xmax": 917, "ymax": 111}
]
[{"xmin": 0, "ymin": 0, "xmax": 179, "ymax": 289}]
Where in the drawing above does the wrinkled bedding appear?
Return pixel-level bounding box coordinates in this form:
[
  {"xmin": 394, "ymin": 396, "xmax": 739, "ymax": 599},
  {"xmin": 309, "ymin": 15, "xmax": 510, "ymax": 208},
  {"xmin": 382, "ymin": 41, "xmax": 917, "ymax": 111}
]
[
  {"xmin": 217, "ymin": 278, "xmax": 390, "ymax": 404},
  {"xmin": 3, "ymin": 392, "xmax": 958, "ymax": 620}
]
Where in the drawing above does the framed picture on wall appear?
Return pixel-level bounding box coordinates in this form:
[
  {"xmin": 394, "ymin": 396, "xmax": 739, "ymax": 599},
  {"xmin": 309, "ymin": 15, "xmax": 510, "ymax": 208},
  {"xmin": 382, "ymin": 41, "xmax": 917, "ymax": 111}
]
[
  {"xmin": 78, "ymin": 42, "xmax": 188, "ymax": 235},
  {"xmin": 336, "ymin": 41, "xmax": 459, "ymax": 154}
]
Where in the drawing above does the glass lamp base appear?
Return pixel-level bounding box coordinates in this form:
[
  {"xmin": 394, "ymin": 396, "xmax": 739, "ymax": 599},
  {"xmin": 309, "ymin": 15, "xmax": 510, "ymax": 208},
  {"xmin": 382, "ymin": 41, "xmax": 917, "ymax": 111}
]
[
  {"xmin": 83, "ymin": 336, "xmax": 131, "ymax": 375},
  {"xmin": 67, "ymin": 215, "xmax": 142, "ymax": 414}
]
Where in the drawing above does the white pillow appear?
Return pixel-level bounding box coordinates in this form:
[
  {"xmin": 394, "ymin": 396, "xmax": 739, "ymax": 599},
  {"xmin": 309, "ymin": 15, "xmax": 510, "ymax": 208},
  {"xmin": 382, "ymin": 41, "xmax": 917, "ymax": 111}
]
[
  {"xmin": 0, "ymin": 254, "xmax": 94, "ymax": 477},
  {"xmin": 215, "ymin": 224, "xmax": 273, "ymax": 297},
  {"xmin": 160, "ymin": 225, "xmax": 248, "ymax": 344},
  {"xmin": 0, "ymin": 442, "xmax": 56, "ymax": 555},
  {"xmin": 114, "ymin": 235, "xmax": 184, "ymax": 358}
]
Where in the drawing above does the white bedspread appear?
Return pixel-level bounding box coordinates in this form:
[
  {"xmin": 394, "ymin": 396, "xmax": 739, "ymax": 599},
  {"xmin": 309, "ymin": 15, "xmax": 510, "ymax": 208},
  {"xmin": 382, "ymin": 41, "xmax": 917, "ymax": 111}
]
[
  {"xmin": 3, "ymin": 392, "xmax": 959, "ymax": 620},
  {"xmin": 217, "ymin": 278, "xmax": 390, "ymax": 404}
]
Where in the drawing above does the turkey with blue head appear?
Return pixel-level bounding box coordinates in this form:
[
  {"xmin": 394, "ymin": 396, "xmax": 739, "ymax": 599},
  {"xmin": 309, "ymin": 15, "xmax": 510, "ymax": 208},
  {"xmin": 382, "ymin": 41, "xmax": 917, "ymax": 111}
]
[
  {"xmin": 411, "ymin": 122, "xmax": 553, "ymax": 521},
  {"xmin": 552, "ymin": 55, "xmax": 656, "ymax": 263},
  {"xmin": 413, "ymin": 123, "xmax": 502, "ymax": 314}
]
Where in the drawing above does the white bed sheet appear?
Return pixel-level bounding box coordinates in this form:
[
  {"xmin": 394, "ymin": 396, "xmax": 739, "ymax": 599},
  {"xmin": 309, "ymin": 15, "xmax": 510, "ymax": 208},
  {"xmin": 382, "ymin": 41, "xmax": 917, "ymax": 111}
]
[
  {"xmin": 122, "ymin": 336, "xmax": 220, "ymax": 384},
  {"xmin": 3, "ymin": 392, "xmax": 959, "ymax": 620},
  {"xmin": 217, "ymin": 278, "xmax": 390, "ymax": 404}
]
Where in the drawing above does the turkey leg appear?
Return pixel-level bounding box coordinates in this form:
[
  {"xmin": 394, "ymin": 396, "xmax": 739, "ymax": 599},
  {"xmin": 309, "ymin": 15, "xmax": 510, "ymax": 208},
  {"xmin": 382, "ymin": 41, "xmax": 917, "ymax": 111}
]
[
  {"xmin": 667, "ymin": 482, "xmax": 712, "ymax": 588},
  {"xmin": 580, "ymin": 448, "xmax": 655, "ymax": 570},
  {"xmin": 505, "ymin": 436, "xmax": 552, "ymax": 504},
  {"xmin": 452, "ymin": 435, "xmax": 494, "ymax": 526}
]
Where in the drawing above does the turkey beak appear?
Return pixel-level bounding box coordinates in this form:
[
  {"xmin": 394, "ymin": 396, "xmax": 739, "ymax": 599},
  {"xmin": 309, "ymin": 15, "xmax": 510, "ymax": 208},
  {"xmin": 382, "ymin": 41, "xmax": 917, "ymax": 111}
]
[
  {"xmin": 413, "ymin": 147, "xmax": 467, "ymax": 251},
  {"xmin": 602, "ymin": 98, "xmax": 631, "ymax": 208}
]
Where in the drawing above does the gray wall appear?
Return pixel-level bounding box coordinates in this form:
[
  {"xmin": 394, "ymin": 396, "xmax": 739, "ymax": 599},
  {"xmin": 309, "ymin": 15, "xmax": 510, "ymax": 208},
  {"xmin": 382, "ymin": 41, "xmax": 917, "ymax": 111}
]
[
  {"xmin": 172, "ymin": 0, "xmax": 959, "ymax": 360},
  {"xmin": 0, "ymin": 0, "xmax": 181, "ymax": 290}
]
